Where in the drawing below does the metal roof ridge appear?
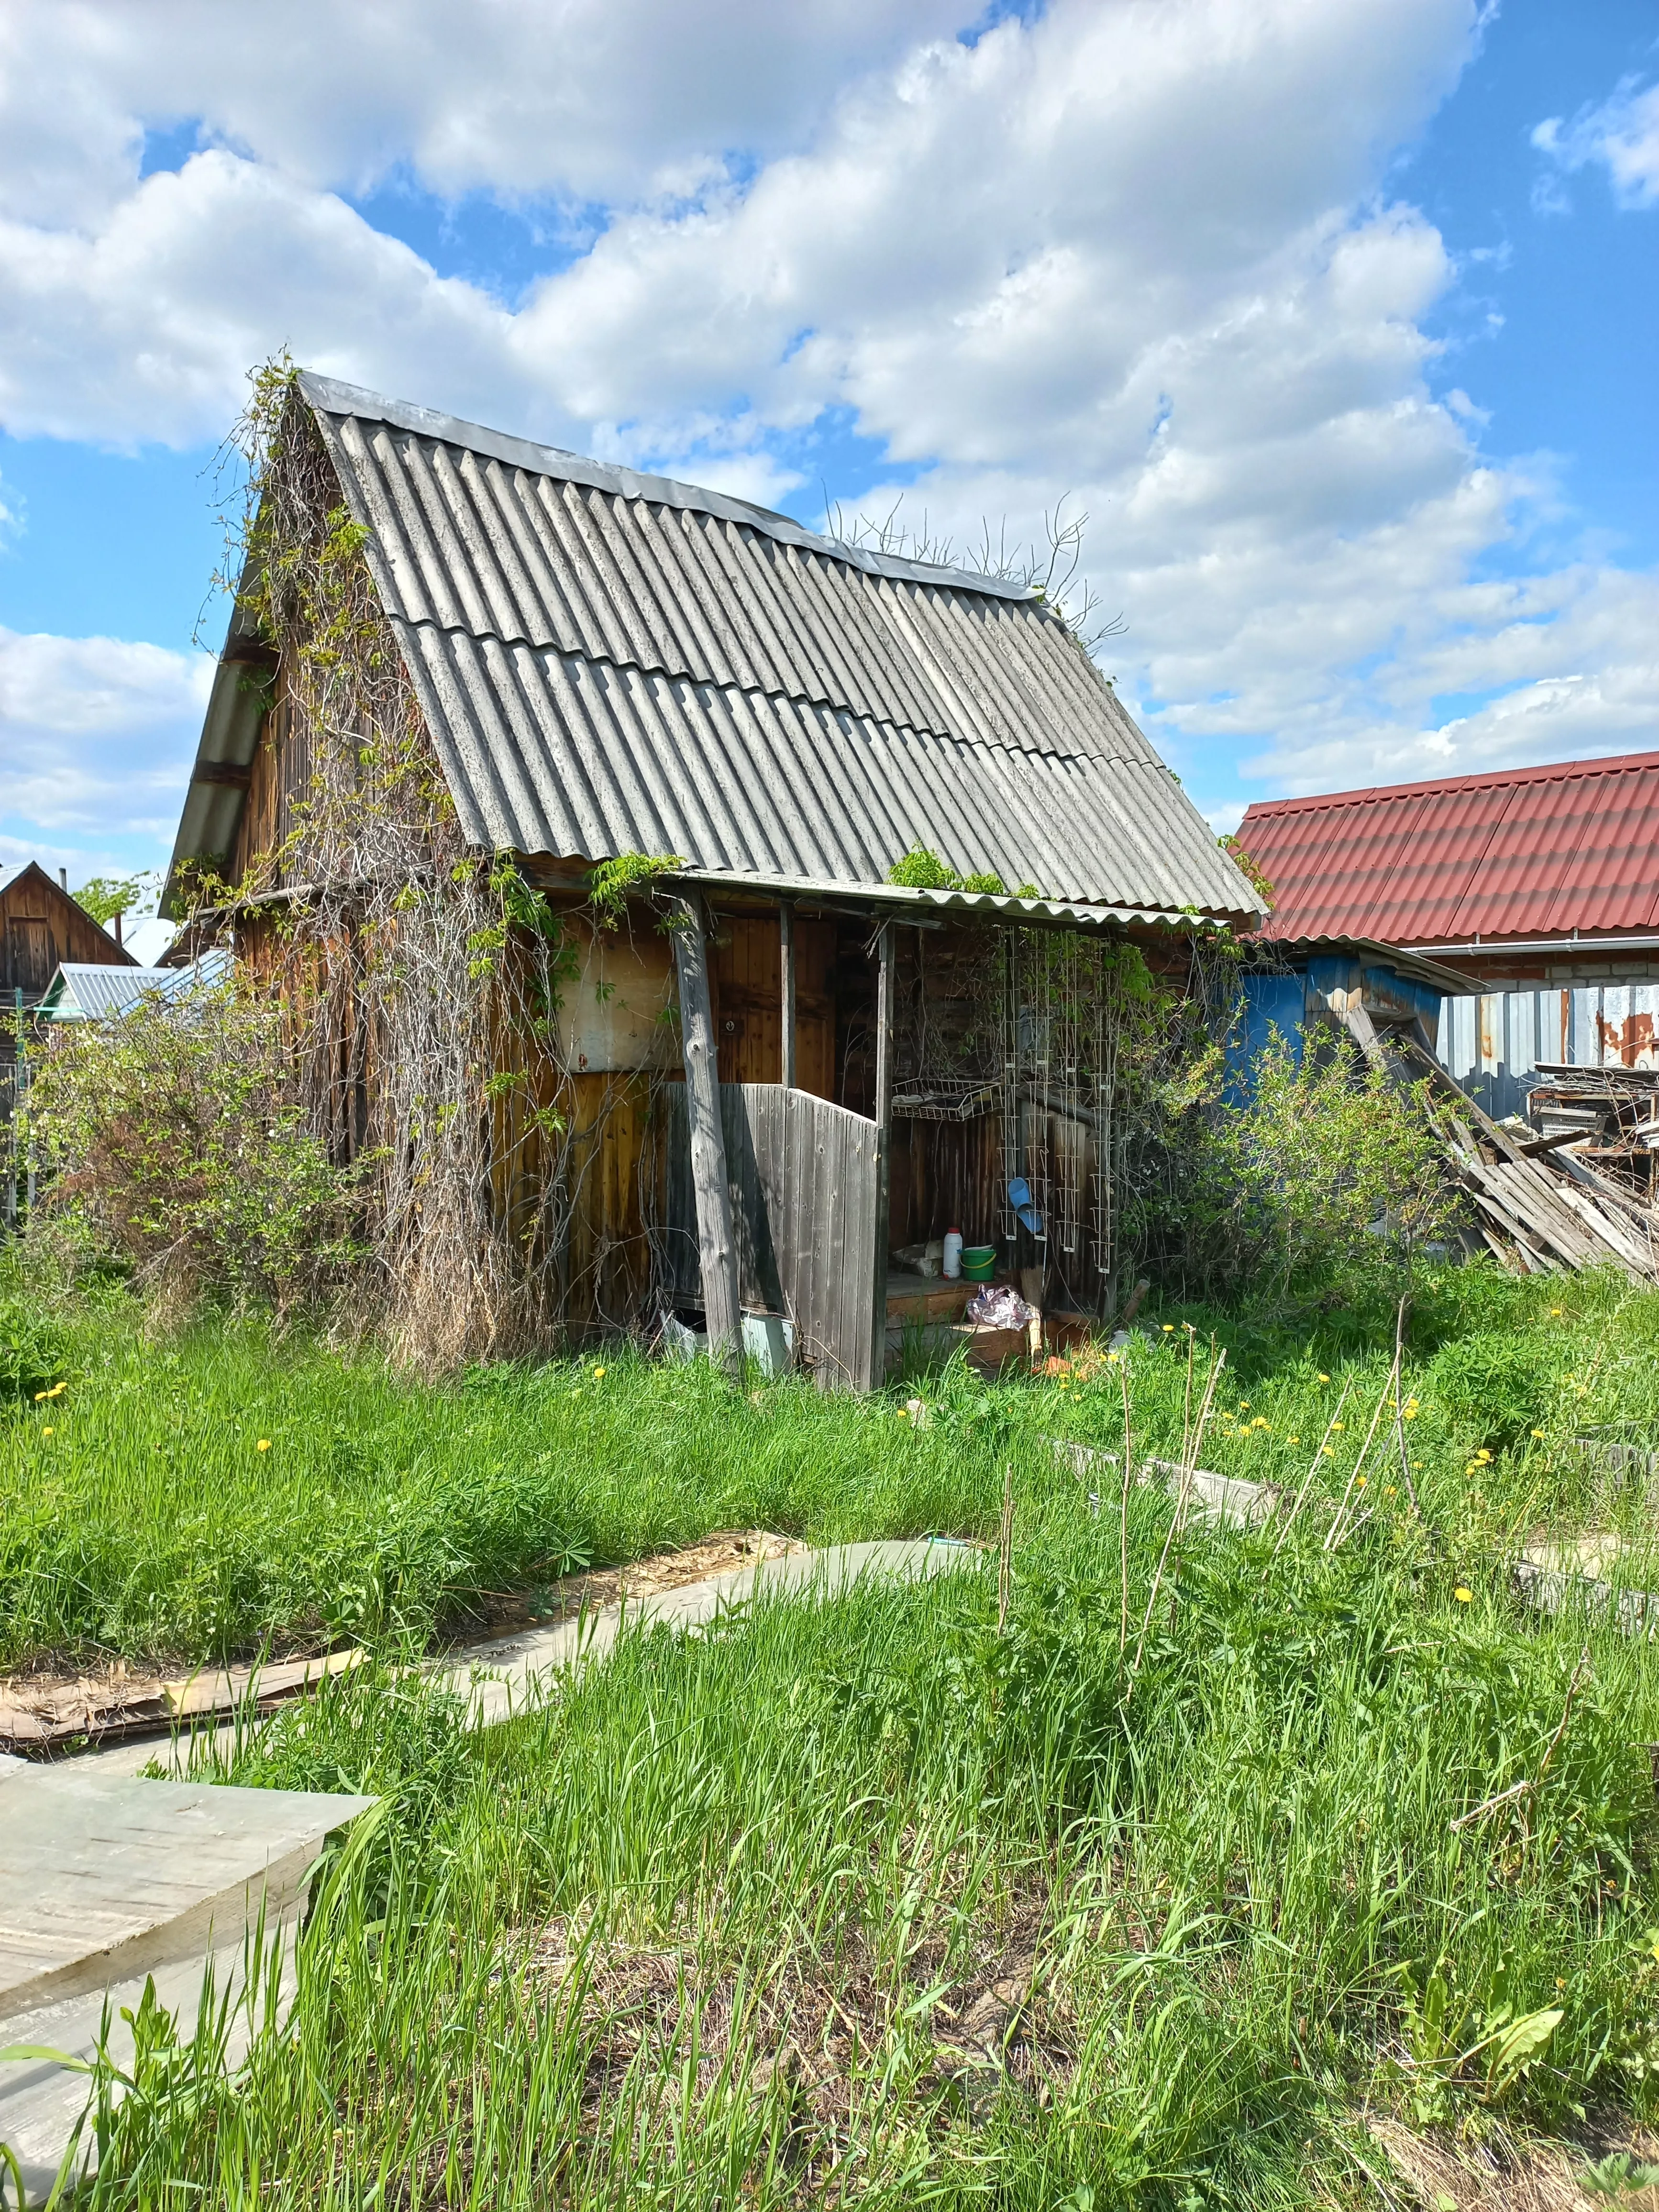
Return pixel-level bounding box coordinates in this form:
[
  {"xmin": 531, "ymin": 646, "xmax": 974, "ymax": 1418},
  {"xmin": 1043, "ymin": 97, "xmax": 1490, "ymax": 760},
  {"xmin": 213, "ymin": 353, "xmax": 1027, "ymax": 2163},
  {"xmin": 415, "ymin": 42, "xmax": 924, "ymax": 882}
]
[{"xmin": 298, "ymin": 371, "xmax": 1040, "ymax": 605}]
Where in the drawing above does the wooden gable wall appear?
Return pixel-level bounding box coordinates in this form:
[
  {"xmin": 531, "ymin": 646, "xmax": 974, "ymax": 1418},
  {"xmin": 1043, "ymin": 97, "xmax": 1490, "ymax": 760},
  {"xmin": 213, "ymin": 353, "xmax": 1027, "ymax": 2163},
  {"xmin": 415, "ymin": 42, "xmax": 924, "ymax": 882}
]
[{"xmin": 0, "ymin": 866, "xmax": 131, "ymax": 1003}]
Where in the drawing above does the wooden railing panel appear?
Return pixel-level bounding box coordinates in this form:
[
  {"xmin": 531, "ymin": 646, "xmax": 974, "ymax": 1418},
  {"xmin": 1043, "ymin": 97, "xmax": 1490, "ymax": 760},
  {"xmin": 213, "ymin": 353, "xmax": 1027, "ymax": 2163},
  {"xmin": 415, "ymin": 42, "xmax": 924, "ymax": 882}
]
[{"xmin": 664, "ymin": 1083, "xmax": 882, "ymax": 1390}]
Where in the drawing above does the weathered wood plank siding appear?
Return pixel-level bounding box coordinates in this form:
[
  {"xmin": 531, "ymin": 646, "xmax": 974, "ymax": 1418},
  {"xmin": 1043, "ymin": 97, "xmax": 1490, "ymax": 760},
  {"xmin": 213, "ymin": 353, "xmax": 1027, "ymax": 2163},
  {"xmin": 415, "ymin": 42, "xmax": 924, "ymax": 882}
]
[{"xmin": 664, "ymin": 1083, "xmax": 882, "ymax": 1389}]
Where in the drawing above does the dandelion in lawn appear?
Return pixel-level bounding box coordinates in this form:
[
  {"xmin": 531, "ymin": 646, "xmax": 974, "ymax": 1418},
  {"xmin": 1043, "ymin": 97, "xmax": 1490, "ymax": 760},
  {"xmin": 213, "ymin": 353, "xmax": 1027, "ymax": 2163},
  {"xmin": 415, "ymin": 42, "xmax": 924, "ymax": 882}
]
[
  {"xmin": 1531, "ymin": 1427, "xmax": 1546, "ymax": 1439},
  {"xmin": 1455, "ymin": 1586, "xmax": 1472, "ymax": 1603},
  {"xmin": 1318, "ymin": 1372, "xmax": 1330, "ymax": 1382},
  {"xmin": 1355, "ymin": 1475, "xmax": 1366, "ymax": 1489},
  {"xmin": 1385, "ymin": 1485, "xmax": 1396, "ymax": 1497},
  {"xmin": 1331, "ymin": 1421, "xmax": 1344, "ymax": 1431},
  {"xmin": 593, "ymin": 1366, "xmax": 607, "ymax": 1380},
  {"xmin": 1162, "ymin": 1324, "xmax": 1174, "ymax": 1333},
  {"xmin": 1288, "ymin": 1434, "xmax": 1300, "ymax": 1445},
  {"xmin": 41, "ymin": 1427, "xmax": 53, "ymax": 1438},
  {"xmin": 1323, "ymin": 1447, "xmax": 1335, "ymax": 1458},
  {"xmin": 257, "ymin": 1438, "xmax": 271, "ymax": 1451},
  {"xmin": 1403, "ymin": 1405, "xmax": 1418, "ymax": 1420},
  {"xmin": 1550, "ymin": 1307, "xmax": 1562, "ymax": 1317},
  {"xmin": 1412, "ymin": 1460, "xmax": 1422, "ymax": 1468}
]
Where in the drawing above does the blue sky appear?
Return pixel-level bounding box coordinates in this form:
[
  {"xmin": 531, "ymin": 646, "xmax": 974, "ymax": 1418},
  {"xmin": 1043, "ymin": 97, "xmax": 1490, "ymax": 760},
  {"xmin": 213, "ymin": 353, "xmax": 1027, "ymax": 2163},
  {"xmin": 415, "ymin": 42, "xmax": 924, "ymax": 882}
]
[{"xmin": 0, "ymin": 0, "xmax": 1655, "ymax": 885}]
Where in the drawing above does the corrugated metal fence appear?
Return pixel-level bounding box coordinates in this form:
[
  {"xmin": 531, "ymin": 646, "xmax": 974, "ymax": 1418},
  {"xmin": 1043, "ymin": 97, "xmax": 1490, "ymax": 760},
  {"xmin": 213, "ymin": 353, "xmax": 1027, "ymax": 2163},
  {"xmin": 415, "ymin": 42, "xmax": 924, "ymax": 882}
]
[
  {"xmin": 664, "ymin": 1083, "xmax": 883, "ymax": 1390},
  {"xmin": 1438, "ymin": 985, "xmax": 1659, "ymax": 1120}
]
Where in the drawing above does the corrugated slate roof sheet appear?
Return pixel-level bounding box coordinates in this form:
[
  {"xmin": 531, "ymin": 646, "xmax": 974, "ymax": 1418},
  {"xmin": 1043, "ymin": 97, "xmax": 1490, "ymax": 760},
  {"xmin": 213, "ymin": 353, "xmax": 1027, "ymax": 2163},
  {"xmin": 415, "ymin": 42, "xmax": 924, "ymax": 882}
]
[
  {"xmin": 168, "ymin": 375, "xmax": 1261, "ymax": 924},
  {"xmin": 39, "ymin": 957, "xmax": 230, "ymax": 1021},
  {"xmin": 1237, "ymin": 752, "xmax": 1659, "ymax": 947}
]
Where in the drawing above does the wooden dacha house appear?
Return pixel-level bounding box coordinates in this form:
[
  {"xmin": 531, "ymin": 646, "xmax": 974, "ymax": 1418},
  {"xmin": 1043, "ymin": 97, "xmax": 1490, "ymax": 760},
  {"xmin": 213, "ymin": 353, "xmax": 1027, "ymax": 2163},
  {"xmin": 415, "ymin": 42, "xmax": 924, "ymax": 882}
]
[{"xmin": 166, "ymin": 374, "xmax": 1262, "ymax": 1382}]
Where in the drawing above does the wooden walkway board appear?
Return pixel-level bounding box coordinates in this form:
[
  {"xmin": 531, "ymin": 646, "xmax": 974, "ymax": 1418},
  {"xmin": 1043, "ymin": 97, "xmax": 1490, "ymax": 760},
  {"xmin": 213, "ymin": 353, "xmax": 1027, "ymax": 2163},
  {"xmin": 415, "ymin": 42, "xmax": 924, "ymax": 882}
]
[{"xmin": 0, "ymin": 1767, "xmax": 372, "ymax": 2200}]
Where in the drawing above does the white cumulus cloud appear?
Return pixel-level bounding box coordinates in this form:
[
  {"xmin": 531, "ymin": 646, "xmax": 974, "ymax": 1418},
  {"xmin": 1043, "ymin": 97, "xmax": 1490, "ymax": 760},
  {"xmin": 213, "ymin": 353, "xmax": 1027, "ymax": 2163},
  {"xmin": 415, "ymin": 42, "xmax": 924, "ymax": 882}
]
[
  {"xmin": 0, "ymin": 628, "xmax": 212, "ymax": 841},
  {"xmin": 0, "ymin": 0, "xmax": 1653, "ymax": 848},
  {"xmin": 1534, "ymin": 76, "xmax": 1659, "ymax": 210}
]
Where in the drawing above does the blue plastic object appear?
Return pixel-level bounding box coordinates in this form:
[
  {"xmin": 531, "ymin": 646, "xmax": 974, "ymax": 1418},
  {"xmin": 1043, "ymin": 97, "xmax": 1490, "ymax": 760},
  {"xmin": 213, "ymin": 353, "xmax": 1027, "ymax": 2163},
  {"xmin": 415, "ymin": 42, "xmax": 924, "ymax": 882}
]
[{"xmin": 1006, "ymin": 1176, "xmax": 1043, "ymax": 1236}]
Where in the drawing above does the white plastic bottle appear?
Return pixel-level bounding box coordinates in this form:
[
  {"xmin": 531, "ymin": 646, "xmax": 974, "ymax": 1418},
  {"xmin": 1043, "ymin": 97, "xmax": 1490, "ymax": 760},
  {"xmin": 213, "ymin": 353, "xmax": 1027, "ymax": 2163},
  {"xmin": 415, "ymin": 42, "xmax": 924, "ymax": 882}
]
[{"xmin": 941, "ymin": 1227, "xmax": 963, "ymax": 1279}]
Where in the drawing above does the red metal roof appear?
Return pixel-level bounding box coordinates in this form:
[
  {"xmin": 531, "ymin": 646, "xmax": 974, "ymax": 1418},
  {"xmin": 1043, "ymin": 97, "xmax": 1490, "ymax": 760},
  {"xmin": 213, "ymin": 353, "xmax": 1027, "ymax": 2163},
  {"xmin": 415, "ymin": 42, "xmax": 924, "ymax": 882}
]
[{"xmin": 1236, "ymin": 751, "xmax": 1659, "ymax": 948}]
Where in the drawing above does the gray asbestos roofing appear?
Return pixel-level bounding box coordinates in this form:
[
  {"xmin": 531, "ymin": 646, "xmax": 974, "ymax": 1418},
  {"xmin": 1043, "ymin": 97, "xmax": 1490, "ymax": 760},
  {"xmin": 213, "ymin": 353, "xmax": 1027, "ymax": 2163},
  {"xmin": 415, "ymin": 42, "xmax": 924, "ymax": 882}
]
[{"xmin": 172, "ymin": 373, "xmax": 1261, "ymax": 925}]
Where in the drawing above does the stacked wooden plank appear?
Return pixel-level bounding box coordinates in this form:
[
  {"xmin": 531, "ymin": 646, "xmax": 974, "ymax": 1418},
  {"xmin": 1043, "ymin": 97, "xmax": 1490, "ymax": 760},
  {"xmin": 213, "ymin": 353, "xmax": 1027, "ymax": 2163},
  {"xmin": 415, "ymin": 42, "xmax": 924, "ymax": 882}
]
[{"xmin": 1391, "ymin": 1038, "xmax": 1659, "ymax": 1283}]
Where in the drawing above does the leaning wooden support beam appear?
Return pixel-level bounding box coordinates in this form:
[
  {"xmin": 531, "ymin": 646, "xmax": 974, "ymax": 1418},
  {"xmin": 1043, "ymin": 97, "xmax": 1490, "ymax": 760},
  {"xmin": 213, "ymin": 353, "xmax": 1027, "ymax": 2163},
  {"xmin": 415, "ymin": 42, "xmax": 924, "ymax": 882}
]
[
  {"xmin": 869, "ymin": 920, "xmax": 895, "ymax": 1389},
  {"xmin": 671, "ymin": 893, "xmax": 743, "ymax": 1377}
]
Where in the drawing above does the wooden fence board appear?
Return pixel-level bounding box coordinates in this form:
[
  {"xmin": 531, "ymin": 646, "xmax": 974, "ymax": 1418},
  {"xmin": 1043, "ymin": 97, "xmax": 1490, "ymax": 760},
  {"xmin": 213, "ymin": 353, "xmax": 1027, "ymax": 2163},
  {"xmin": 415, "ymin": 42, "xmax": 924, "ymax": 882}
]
[{"xmin": 663, "ymin": 1084, "xmax": 883, "ymax": 1390}]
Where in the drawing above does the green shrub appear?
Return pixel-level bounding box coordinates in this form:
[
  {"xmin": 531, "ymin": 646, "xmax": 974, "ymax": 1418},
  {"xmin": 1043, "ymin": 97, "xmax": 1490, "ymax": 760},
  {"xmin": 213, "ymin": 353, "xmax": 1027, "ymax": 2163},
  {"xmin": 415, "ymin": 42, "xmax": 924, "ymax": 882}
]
[
  {"xmin": 1430, "ymin": 1328, "xmax": 1553, "ymax": 1449},
  {"xmin": 0, "ymin": 1293, "xmax": 67, "ymax": 1404},
  {"xmin": 885, "ymin": 844, "xmax": 1007, "ymax": 895},
  {"xmin": 22, "ymin": 979, "xmax": 360, "ymax": 1310}
]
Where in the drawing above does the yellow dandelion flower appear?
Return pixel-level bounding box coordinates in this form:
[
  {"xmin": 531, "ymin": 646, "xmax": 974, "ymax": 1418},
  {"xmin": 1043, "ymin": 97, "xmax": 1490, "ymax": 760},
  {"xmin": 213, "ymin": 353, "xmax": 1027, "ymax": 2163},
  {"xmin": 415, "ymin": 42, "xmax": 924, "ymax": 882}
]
[
  {"xmin": 1549, "ymin": 1307, "xmax": 1562, "ymax": 1316},
  {"xmin": 1239, "ymin": 1400, "xmax": 1250, "ymax": 1409},
  {"xmin": 1355, "ymin": 1475, "xmax": 1366, "ymax": 1489},
  {"xmin": 1454, "ymin": 1586, "xmax": 1472, "ymax": 1603},
  {"xmin": 1385, "ymin": 1485, "xmax": 1397, "ymax": 1497},
  {"xmin": 1162, "ymin": 1324, "xmax": 1174, "ymax": 1332},
  {"xmin": 1403, "ymin": 1406, "xmax": 1418, "ymax": 1420},
  {"xmin": 1322, "ymin": 1447, "xmax": 1335, "ymax": 1458},
  {"xmin": 896, "ymin": 1406, "xmax": 908, "ymax": 1418},
  {"xmin": 1412, "ymin": 1460, "xmax": 1422, "ymax": 1469},
  {"xmin": 256, "ymin": 1438, "xmax": 271, "ymax": 1451},
  {"xmin": 1288, "ymin": 1435, "xmax": 1301, "ymax": 1445},
  {"xmin": 1331, "ymin": 1421, "xmax": 1345, "ymax": 1431},
  {"xmin": 593, "ymin": 1366, "xmax": 607, "ymax": 1379},
  {"xmin": 1317, "ymin": 1372, "xmax": 1330, "ymax": 1383},
  {"xmin": 33, "ymin": 1390, "xmax": 46, "ymax": 1402},
  {"xmin": 40, "ymin": 1426, "xmax": 53, "ymax": 1438}
]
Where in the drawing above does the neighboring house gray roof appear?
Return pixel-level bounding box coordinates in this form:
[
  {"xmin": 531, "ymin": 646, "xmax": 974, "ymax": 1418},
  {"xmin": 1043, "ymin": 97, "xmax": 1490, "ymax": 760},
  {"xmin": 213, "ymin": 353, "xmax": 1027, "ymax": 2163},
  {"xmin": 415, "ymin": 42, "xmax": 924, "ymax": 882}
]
[
  {"xmin": 169, "ymin": 372, "xmax": 1263, "ymax": 926},
  {"xmin": 38, "ymin": 958, "xmax": 228, "ymax": 1022}
]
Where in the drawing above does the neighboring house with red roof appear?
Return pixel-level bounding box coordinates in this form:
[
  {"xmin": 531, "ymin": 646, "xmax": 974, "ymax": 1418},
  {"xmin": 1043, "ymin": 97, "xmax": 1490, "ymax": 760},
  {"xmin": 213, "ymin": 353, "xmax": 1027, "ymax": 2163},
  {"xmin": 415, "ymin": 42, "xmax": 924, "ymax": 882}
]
[{"xmin": 1236, "ymin": 752, "xmax": 1659, "ymax": 1117}]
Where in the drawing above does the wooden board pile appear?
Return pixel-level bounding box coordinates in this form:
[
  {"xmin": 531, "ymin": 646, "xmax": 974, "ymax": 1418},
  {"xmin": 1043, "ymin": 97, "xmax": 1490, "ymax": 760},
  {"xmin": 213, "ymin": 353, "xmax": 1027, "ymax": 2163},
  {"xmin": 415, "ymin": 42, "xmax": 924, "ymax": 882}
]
[{"xmin": 1393, "ymin": 1037, "xmax": 1659, "ymax": 1283}]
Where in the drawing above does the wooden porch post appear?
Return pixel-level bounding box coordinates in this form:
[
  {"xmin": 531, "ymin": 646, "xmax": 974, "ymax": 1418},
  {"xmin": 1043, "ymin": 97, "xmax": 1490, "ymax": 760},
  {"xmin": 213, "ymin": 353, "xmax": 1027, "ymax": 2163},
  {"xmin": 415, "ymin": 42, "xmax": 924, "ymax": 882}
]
[
  {"xmin": 779, "ymin": 899, "xmax": 797, "ymax": 1091},
  {"xmin": 672, "ymin": 893, "xmax": 743, "ymax": 1377},
  {"xmin": 869, "ymin": 919, "xmax": 895, "ymax": 1388}
]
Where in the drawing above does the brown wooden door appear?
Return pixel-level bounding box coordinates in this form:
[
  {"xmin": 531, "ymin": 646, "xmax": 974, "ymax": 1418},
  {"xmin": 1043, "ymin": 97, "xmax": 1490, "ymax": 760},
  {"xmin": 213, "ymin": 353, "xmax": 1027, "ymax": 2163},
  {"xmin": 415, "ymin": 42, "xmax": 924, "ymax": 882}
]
[
  {"xmin": 5, "ymin": 919, "xmax": 56, "ymax": 995},
  {"xmin": 711, "ymin": 915, "xmax": 836, "ymax": 1096}
]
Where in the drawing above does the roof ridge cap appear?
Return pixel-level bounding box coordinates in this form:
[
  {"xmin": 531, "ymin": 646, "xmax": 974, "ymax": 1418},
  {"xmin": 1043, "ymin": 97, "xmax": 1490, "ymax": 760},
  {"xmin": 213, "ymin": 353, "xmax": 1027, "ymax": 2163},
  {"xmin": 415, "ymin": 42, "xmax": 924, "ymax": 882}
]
[{"xmin": 299, "ymin": 369, "xmax": 1038, "ymax": 605}]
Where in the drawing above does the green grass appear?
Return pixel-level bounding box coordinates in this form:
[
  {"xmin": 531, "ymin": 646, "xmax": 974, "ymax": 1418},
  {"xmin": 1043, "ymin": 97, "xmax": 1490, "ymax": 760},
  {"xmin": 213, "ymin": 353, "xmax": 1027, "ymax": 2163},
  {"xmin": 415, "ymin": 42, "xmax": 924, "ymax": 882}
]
[
  {"xmin": 9, "ymin": 1263, "xmax": 1659, "ymax": 2203},
  {"xmin": 53, "ymin": 1422, "xmax": 1659, "ymax": 2206},
  {"xmin": 4, "ymin": 1262, "xmax": 1659, "ymax": 1674}
]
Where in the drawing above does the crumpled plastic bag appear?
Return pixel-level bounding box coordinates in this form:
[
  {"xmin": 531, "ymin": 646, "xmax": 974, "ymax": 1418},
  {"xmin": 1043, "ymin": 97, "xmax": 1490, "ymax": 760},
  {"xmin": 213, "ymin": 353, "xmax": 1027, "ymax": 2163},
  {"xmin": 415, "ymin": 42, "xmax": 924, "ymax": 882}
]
[{"xmin": 964, "ymin": 1285, "xmax": 1036, "ymax": 1329}]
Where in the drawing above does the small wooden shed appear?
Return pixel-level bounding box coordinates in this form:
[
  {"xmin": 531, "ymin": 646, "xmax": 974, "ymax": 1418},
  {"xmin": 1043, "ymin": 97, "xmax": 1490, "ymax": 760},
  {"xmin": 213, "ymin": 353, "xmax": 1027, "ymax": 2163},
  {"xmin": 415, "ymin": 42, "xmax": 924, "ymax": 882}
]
[{"xmin": 164, "ymin": 374, "xmax": 1263, "ymax": 1379}]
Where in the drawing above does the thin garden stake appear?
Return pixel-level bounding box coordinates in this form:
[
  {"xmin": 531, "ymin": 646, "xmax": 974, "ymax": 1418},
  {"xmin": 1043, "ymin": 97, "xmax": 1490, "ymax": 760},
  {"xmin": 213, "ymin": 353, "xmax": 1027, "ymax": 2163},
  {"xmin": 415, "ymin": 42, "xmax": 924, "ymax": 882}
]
[
  {"xmin": 997, "ymin": 1466, "xmax": 1014, "ymax": 1634},
  {"xmin": 1451, "ymin": 1646, "xmax": 1591, "ymax": 1834},
  {"xmin": 1325, "ymin": 1348, "xmax": 1402, "ymax": 1551},
  {"xmin": 1391, "ymin": 1295, "xmax": 1420, "ymax": 1515},
  {"xmin": 1273, "ymin": 1379, "xmax": 1352, "ymax": 1554},
  {"xmin": 1118, "ymin": 1352, "xmax": 1133, "ymax": 1657},
  {"xmin": 1180, "ymin": 1324, "xmax": 1195, "ymax": 1469},
  {"xmin": 1131, "ymin": 1346, "xmax": 1225, "ymax": 1675}
]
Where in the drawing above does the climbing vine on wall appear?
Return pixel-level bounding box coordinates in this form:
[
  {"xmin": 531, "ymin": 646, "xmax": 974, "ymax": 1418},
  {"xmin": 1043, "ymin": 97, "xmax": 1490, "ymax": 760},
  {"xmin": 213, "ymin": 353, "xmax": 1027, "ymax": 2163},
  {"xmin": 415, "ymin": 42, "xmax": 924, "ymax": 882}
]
[{"xmin": 173, "ymin": 362, "xmax": 642, "ymax": 1367}]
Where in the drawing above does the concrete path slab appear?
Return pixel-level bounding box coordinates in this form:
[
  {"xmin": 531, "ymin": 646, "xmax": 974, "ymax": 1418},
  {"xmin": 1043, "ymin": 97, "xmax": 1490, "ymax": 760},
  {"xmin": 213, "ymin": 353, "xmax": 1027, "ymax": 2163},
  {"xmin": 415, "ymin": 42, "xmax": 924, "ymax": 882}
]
[
  {"xmin": 0, "ymin": 1769, "xmax": 371, "ymax": 2202},
  {"xmin": 82, "ymin": 1537, "xmax": 983, "ymax": 1778},
  {"xmin": 445, "ymin": 1536, "xmax": 982, "ymax": 1727}
]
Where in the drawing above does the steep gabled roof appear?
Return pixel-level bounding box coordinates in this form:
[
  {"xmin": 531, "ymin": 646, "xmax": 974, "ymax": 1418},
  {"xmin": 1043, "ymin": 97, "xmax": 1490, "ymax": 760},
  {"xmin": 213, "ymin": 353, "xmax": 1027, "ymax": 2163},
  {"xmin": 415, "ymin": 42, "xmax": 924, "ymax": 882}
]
[
  {"xmin": 169, "ymin": 373, "xmax": 1261, "ymax": 926},
  {"xmin": 1238, "ymin": 752, "xmax": 1659, "ymax": 949}
]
